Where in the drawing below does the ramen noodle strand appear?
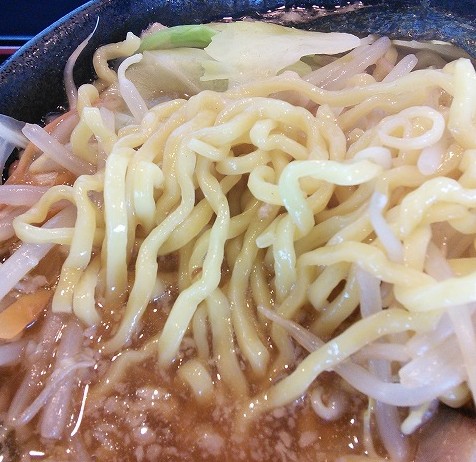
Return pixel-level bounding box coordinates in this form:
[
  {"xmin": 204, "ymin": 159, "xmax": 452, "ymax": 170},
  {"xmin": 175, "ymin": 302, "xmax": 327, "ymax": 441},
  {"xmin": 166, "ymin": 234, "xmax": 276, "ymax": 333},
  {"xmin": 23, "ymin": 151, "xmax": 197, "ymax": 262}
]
[
  {"xmin": 159, "ymin": 174, "xmax": 240, "ymax": 255},
  {"xmin": 177, "ymin": 358, "xmax": 214, "ymax": 405},
  {"xmin": 104, "ymin": 140, "xmax": 198, "ymax": 353},
  {"xmin": 192, "ymin": 303, "xmax": 210, "ymax": 361},
  {"xmin": 53, "ymin": 173, "xmax": 104, "ymax": 313},
  {"xmin": 278, "ymin": 159, "xmax": 382, "ymax": 234},
  {"xmin": 103, "ymin": 147, "xmax": 133, "ymax": 301},
  {"xmin": 158, "ymin": 155, "xmax": 231, "ymax": 365},
  {"xmin": 311, "ymin": 266, "xmax": 361, "ymax": 338},
  {"xmin": 73, "ymin": 255, "xmax": 101, "ymax": 326},
  {"xmin": 250, "ymin": 255, "xmax": 295, "ymax": 372},
  {"xmin": 447, "ymin": 59, "xmax": 476, "ymax": 149},
  {"xmin": 206, "ymin": 288, "xmax": 249, "ymax": 397},
  {"xmin": 229, "ymin": 206, "xmax": 279, "ymax": 376},
  {"xmin": 272, "ymin": 215, "xmax": 297, "ymax": 301},
  {"xmin": 300, "ymin": 241, "xmax": 434, "ymax": 287},
  {"xmin": 92, "ymin": 32, "xmax": 141, "ymax": 87},
  {"xmin": 250, "ymin": 308, "xmax": 440, "ymax": 414},
  {"xmin": 233, "ymin": 69, "xmax": 454, "ymax": 108}
]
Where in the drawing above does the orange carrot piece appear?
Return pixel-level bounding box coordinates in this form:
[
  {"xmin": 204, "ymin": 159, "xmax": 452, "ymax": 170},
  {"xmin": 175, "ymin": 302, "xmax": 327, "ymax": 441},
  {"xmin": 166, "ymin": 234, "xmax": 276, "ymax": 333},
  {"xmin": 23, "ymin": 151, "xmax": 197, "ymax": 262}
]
[{"xmin": 0, "ymin": 289, "xmax": 52, "ymax": 340}]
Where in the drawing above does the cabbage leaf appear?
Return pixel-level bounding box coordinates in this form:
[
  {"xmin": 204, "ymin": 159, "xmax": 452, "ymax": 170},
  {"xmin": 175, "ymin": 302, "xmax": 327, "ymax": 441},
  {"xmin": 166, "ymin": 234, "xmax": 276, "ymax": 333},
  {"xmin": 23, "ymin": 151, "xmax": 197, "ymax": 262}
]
[
  {"xmin": 130, "ymin": 21, "xmax": 361, "ymax": 99},
  {"xmin": 201, "ymin": 22, "xmax": 361, "ymax": 85},
  {"xmin": 126, "ymin": 48, "xmax": 227, "ymax": 102}
]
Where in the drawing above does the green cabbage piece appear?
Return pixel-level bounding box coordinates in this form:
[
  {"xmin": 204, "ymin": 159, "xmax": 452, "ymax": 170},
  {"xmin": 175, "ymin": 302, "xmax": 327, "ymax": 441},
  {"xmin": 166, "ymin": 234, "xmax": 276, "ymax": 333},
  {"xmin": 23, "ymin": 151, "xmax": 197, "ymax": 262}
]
[{"xmin": 139, "ymin": 24, "xmax": 217, "ymax": 51}]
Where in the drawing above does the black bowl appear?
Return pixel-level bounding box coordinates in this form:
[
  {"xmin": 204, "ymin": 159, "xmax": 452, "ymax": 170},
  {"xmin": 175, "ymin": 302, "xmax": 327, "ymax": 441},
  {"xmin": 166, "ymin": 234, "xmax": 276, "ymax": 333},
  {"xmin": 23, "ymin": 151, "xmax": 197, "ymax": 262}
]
[{"xmin": 0, "ymin": 0, "xmax": 475, "ymax": 123}]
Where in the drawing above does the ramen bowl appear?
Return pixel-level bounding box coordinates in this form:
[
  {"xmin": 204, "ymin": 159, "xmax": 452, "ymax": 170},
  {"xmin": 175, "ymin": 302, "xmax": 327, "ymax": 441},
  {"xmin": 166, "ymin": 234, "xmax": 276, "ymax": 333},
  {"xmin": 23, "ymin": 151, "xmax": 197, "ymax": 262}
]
[{"xmin": 1, "ymin": 1, "xmax": 476, "ymax": 461}]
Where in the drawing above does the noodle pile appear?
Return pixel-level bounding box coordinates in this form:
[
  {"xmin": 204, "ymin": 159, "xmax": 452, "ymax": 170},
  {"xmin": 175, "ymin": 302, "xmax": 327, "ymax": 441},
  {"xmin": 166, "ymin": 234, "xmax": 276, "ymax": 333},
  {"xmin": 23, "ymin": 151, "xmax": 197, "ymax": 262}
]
[{"xmin": 1, "ymin": 20, "xmax": 476, "ymax": 461}]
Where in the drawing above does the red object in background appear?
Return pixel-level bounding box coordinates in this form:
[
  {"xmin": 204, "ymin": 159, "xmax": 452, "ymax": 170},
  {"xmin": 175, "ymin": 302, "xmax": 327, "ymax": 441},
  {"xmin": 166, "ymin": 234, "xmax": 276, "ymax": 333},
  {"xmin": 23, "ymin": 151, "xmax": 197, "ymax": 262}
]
[
  {"xmin": 0, "ymin": 0, "xmax": 86, "ymax": 64},
  {"xmin": 0, "ymin": 47, "xmax": 20, "ymax": 65},
  {"xmin": 0, "ymin": 47, "xmax": 21, "ymax": 65},
  {"xmin": 0, "ymin": 47, "xmax": 20, "ymax": 56}
]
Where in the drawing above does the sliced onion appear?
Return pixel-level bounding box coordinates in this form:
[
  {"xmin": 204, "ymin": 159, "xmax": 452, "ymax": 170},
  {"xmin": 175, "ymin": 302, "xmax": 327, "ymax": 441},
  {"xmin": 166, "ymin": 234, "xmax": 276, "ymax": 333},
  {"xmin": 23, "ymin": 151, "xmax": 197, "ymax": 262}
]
[
  {"xmin": 356, "ymin": 267, "xmax": 409, "ymax": 461},
  {"xmin": 0, "ymin": 206, "xmax": 28, "ymax": 241},
  {"xmin": 0, "ymin": 138, "xmax": 16, "ymax": 185},
  {"xmin": 118, "ymin": 54, "xmax": 149, "ymax": 121},
  {"xmin": 22, "ymin": 123, "xmax": 95, "ymax": 176},
  {"xmin": 0, "ymin": 185, "xmax": 48, "ymax": 206},
  {"xmin": 305, "ymin": 37, "xmax": 391, "ymax": 90},
  {"xmin": 371, "ymin": 359, "xmax": 409, "ymax": 462},
  {"xmin": 369, "ymin": 191, "xmax": 404, "ymax": 262},
  {"xmin": 0, "ymin": 340, "xmax": 27, "ymax": 366},
  {"xmin": 0, "ymin": 114, "xmax": 28, "ymax": 148},
  {"xmin": 258, "ymin": 305, "xmax": 460, "ymax": 406},
  {"xmin": 424, "ymin": 243, "xmax": 476, "ymax": 400},
  {"xmin": 64, "ymin": 18, "xmax": 100, "ymax": 110},
  {"xmin": 399, "ymin": 337, "xmax": 464, "ymax": 388},
  {"xmin": 356, "ymin": 267, "xmax": 382, "ymax": 317},
  {"xmin": 382, "ymin": 54, "xmax": 418, "ymax": 83},
  {"xmin": 417, "ymin": 136, "xmax": 450, "ymax": 176},
  {"xmin": 14, "ymin": 357, "xmax": 94, "ymax": 427},
  {"xmin": 355, "ymin": 343, "xmax": 411, "ymax": 363},
  {"xmin": 7, "ymin": 313, "xmax": 65, "ymax": 424},
  {"xmin": 40, "ymin": 320, "xmax": 84, "ymax": 439},
  {"xmin": 0, "ymin": 207, "xmax": 76, "ymax": 301},
  {"xmin": 353, "ymin": 146, "xmax": 392, "ymax": 169}
]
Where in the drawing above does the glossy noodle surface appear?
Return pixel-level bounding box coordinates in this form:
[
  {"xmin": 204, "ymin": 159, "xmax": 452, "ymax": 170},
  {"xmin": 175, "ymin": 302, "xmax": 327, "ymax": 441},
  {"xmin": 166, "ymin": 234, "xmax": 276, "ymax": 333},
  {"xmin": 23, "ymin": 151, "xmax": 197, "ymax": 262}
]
[{"xmin": 0, "ymin": 21, "xmax": 476, "ymax": 462}]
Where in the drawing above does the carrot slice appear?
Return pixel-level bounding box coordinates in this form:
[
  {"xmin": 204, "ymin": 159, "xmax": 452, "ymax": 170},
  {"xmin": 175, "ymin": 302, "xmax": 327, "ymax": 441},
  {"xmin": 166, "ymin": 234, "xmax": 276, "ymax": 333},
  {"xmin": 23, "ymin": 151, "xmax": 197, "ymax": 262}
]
[{"xmin": 0, "ymin": 289, "xmax": 52, "ymax": 340}]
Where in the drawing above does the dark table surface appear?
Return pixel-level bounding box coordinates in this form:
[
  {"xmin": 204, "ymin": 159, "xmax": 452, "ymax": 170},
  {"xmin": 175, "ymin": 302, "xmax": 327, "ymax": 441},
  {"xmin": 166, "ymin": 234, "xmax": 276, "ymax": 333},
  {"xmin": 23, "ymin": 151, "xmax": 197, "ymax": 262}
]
[{"xmin": 0, "ymin": 0, "xmax": 87, "ymax": 62}]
